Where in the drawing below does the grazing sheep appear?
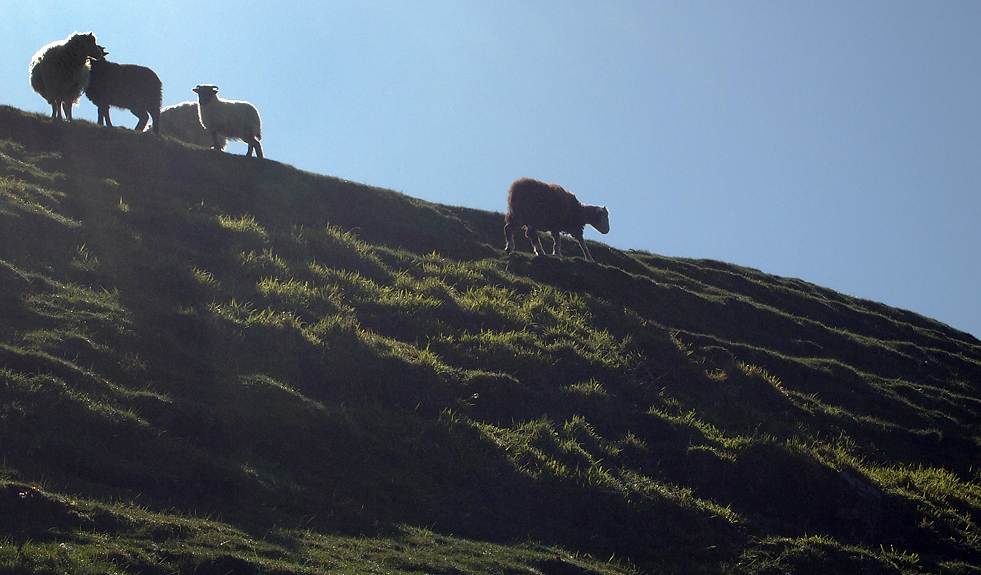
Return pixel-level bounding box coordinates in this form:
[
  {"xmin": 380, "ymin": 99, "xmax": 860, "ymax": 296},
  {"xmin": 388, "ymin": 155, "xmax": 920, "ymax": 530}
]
[
  {"xmin": 29, "ymin": 32, "xmax": 107, "ymax": 120},
  {"xmin": 504, "ymin": 177, "xmax": 610, "ymax": 262},
  {"xmin": 192, "ymin": 85, "xmax": 262, "ymax": 158},
  {"xmin": 85, "ymin": 59, "xmax": 162, "ymax": 133},
  {"xmin": 159, "ymin": 102, "xmax": 227, "ymax": 150}
]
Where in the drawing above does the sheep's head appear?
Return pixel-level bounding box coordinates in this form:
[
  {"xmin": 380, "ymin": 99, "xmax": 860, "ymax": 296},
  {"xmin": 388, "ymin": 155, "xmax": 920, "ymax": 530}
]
[
  {"xmin": 74, "ymin": 32, "xmax": 107, "ymax": 61},
  {"xmin": 586, "ymin": 206, "xmax": 610, "ymax": 234},
  {"xmin": 193, "ymin": 85, "xmax": 219, "ymax": 104}
]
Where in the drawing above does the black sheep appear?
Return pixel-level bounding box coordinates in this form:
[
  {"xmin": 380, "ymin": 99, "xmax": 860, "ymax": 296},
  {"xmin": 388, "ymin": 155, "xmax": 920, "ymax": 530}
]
[
  {"xmin": 504, "ymin": 177, "xmax": 610, "ymax": 262},
  {"xmin": 85, "ymin": 59, "xmax": 162, "ymax": 133}
]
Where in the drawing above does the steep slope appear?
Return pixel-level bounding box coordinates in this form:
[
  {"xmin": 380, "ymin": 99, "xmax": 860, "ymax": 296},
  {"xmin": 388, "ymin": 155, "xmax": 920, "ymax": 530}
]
[{"xmin": 1, "ymin": 105, "xmax": 980, "ymax": 574}]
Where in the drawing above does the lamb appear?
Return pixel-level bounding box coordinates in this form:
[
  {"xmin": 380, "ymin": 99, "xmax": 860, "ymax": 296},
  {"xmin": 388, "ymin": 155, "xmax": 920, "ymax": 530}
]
[
  {"xmin": 504, "ymin": 177, "xmax": 610, "ymax": 263},
  {"xmin": 159, "ymin": 102, "xmax": 227, "ymax": 150},
  {"xmin": 29, "ymin": 32, "xmax": 107, "ymax": 120},
  {"xmin": 192, "ymin": 85, "xmax": 262, "ymax": 158},
  {"xmin": 85, "ymin": 59, "xmax": 162, "ymax": 133}
]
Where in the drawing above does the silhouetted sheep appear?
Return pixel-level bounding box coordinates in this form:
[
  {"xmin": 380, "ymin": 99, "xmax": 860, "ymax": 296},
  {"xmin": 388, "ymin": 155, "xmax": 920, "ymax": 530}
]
[
  {"xmin": 159, "ymin": 102, "xmax": 227, "ymax": 150},
  {"xmin": 192, "ymin": 85, "xmax": 262, "ymax": 158},
  {"xmin": 85, "ymin": 59, "xmax": 162, "ymax": 133},
  {"xmin": 29, "ymin": 32, "xmax": 107, "ymax": 120},
  {"xmin": 504, "ymin": 177, "xmax": 610, "ymax": 262}
]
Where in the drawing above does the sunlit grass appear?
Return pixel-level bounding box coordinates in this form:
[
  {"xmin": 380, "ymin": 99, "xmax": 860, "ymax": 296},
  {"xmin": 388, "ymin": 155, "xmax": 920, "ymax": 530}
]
[{"xmin": 216, "ymin": 213, "xmax": 269, "ymax": 242}]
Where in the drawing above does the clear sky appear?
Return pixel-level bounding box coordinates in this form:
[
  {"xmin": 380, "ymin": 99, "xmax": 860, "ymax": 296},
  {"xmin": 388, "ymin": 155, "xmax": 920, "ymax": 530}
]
[{"xmin": 4, "ymin": 2, "xmax": 980, "ymax": 338}]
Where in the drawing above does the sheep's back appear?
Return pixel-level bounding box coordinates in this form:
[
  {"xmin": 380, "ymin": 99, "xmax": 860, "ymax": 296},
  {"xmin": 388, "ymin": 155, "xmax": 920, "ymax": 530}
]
[
  {"xmin": 87, "ymin": 62, "xmax": 162, "ymax": 109},
  {"xmin": 199, "ymin": 98, "xmax": 261, "ymax": 142},
  {"xmin": 507, "ymin": 178, "xmax": 583, "ymax": 231}
]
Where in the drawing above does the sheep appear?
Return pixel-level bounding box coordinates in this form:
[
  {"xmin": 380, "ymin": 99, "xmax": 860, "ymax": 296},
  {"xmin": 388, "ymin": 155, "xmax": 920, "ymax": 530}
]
[
  {"xmin": 29, "ymin": 32, "xmax": 107, "ymax": 121},
  {"xmin": 192, "ymin": 85, "xmax": 262, "ymax": 158},
  {"xmin": 85, "ymin": 59, "xmax": 162, "ymax": 133},
  {"xmin": 159, "ymin": 102, "xmax": 227, "ymax": 150},
  {"xmin": 504, "ymin": 177, "xmax": 610, "ymax": 263}
]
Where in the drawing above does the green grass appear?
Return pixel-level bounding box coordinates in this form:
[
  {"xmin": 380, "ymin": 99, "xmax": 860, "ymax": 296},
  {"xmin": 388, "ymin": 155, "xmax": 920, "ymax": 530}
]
[
  {"xmin": 0, "ymin": 480, "xmax": 621, "ymax": 575},
  {"xmin": 1, "ymin": 104, "xmax": 981, "ymax": 573}
]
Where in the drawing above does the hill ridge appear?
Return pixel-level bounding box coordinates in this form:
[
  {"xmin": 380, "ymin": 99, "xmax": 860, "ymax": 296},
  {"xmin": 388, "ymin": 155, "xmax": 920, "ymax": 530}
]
[{"xmin": 2, "ymin": 105, "xmax": 981, "ymax": 574}]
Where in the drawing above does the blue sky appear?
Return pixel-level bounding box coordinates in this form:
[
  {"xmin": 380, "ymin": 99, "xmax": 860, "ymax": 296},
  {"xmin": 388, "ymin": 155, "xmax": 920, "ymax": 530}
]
[{"xmin": 4, "ymin": 2, "xmax": 980, "ymax": 338}]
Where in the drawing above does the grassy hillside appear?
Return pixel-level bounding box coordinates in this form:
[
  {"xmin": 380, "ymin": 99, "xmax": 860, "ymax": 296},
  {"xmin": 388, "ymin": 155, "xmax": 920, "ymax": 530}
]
[{"xmin": 1, "ymin": 104, "xmax": 980, "ymax": 574}]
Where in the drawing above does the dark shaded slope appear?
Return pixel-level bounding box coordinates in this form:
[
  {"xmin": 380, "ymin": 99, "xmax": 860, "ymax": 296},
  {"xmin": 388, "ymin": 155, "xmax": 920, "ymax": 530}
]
[{"xmin": 2, "ymin": 105, "xmax": 981, "ymax": 574}]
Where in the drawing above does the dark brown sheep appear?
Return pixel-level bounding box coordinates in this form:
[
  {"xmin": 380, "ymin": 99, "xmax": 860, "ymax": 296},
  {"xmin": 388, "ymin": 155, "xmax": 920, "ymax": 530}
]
[
  {"xmin": 85, "ymin": 59, "xmax": 162, "ymax": 133},
  {"xmin": 504, "ymin": 177, "xmax": 610, "ymax": 262}
]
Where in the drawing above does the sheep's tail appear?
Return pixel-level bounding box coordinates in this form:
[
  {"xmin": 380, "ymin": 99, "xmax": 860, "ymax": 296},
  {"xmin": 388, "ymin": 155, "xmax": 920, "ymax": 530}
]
[{"xmin": 29, "ymin": 61, "xmax": 45, "ymax": 95}]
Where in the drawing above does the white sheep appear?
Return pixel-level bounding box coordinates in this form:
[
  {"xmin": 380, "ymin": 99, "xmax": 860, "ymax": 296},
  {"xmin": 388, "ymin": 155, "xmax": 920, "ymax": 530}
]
[
  {"xmin": 192, "ymin": 85, "xmax": 262, "ymax": 159},
  {"xmin": 159, "ymin": 102, "xmax": 227, "ymax": 150},
  {"xmin": 29, "ymin": 32, "xmax": 108, "ymax": 120}
]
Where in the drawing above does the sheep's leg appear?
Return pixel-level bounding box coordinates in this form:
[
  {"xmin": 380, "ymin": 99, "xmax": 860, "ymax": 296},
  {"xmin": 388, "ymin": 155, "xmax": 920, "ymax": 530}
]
[
  {"xmin": 50, "ymin": 102, "xmax": 61, "ymax": 119},
  {"xmin": 210, "ymin": 130, "xmax": 223, "ymax": 151},
  {"xmin": 133, "ymin": 110, "xmax": 149, "ymax": 131},
  {"xmin": 504, "ymin": 222, "xmax": 516, "ymax": 252},
  {"xmin": 550, "ymin": 231, "xmax": 563, "ymax": 257},
  {"xmin": 247, "ymin": 138, "xmax": 263, "ymax": 159},
  {"xmin": 98, "ymin": 107, "xmax": 113, "ymax": 127},
  {"xmin": 525, "ymin": 226, "xmax": 545, "ymax": 256},
  {"xmin": 572, "ymin": 230, "xmax": 594, "ymax": 262},
  {"xmin": 62, "ymin": 102, "xmax": 73, "ymax": 121},
  {"xmin": 149, "ymin": 108, "xmax": 160, "ymax": 134}
]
